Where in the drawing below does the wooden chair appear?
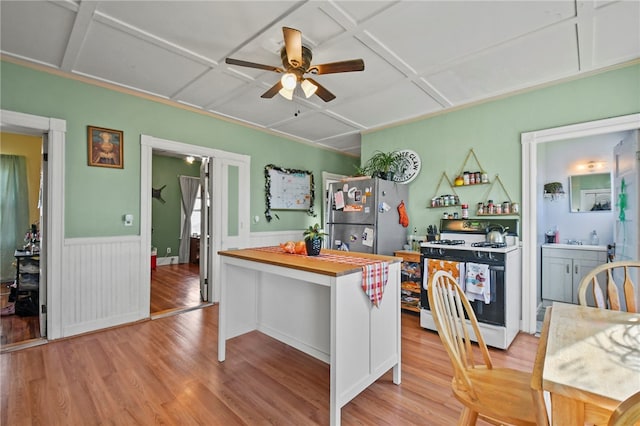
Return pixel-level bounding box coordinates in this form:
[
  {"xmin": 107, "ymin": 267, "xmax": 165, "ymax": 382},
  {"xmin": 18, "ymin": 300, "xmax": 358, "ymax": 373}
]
[
  {"xmin": 427, "ymin": 270, "xmax": 549, "ymax": 425},
  {"xmin": 577, "ymin": 260, "xmax": 640, "ymax": 312},
  {"xmin": 608, "ymin": 390, "xmax": 640, "ymax": 426}
]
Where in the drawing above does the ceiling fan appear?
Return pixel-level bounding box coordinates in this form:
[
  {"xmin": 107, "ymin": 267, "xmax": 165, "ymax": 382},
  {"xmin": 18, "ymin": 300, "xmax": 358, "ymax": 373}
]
[{"xmin": 225, "ymin": 27, "xmax": 365, "ymax": 102}]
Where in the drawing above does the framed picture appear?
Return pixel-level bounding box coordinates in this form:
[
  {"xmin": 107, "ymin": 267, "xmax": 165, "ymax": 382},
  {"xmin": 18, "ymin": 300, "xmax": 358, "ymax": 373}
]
[{"xmin": 88, "ymin": 126, "xmax": 123, "ymax": 168}]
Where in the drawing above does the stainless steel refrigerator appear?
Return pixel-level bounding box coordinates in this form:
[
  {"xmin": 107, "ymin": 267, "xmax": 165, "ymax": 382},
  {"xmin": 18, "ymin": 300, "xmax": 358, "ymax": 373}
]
[{"xmin": 327, "ymin": 177, "xmax": 409, "ymax": 256}]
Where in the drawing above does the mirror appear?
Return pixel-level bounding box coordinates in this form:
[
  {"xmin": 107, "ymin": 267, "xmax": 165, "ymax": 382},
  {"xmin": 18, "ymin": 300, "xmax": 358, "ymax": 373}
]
[{"xmin": 569, "ymin": 173, "xmax": 612, "ymax": 212}]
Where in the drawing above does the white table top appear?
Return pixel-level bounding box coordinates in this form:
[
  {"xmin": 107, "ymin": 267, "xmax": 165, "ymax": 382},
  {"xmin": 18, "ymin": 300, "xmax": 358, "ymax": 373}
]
[{"xmin": 543, "ymin": 302, "xmax": 640, "ymax": 408}]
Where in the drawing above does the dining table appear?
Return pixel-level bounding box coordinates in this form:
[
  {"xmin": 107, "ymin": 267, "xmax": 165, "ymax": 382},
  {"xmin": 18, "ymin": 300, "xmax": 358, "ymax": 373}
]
[{"xmin": 536, "ymin": 302, "xmax": 640, "ymax": 425}]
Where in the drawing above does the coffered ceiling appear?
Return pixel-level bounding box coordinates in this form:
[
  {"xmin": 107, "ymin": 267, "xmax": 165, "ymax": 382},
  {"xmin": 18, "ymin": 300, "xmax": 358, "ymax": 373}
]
[{"xmin": 2, "ymin": 1, "xmax": 639, "ymax": 156}]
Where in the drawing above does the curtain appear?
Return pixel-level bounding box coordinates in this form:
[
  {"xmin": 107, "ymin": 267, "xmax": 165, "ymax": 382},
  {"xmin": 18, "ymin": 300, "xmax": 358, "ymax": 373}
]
[
  {"xmin": 178, "ymin": 176, "xmax": 200, "ymax": 263},
  {"xmin": 0, "ymin": 155, "xmax": 29, "ymax": 282}
]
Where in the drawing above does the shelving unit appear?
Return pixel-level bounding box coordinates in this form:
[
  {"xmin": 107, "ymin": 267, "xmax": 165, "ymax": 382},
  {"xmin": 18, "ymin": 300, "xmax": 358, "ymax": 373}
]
[
  {"xmin": 426, "ymin": 149, "xmax": 520, "ymax": 217},
  {"xmin": 451, "ymin": 148, "xmax": 490, "ymax": 187},
  {"xmin": 13, "ymin": 250, "xmax": 40, "ymax": 316},
  {"xmin": 427, "ymin": 172, "xmax": 460, "ymax": 208},
  {"xmin": 476, "ymin": 174, "xmax": 520, "ymax": 216},
  {"xmin": 395, "ymin": 250, "xmax": 422, "ymax": 313}
]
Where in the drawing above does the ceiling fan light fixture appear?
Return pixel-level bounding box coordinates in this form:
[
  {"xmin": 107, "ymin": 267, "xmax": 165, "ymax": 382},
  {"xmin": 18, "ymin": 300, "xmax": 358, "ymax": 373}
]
[
  {"xmin": 280, "ymin": 72, "xmax": 297, "ymax": 90},
  {"xmin": 301, "ymin": 79, "xmax": 317, "ymax": 98},
  {"xmin": 278, "ymin": 87, "xmax": 294, "ymax": 100}
]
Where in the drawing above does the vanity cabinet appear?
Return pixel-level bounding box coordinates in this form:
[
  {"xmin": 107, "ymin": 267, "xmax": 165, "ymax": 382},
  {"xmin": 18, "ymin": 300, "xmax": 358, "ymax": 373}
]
[{"xmin": 541, "ymin": 245, "xmax": 607, "ymax": 304}]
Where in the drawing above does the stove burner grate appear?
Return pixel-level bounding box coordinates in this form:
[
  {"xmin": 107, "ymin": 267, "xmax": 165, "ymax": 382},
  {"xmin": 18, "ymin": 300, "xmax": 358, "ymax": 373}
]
[
  {"xmin": 471, "ymin": 241, "xmax": 507, "ymax": 248},
  {"xmin": 432, "ymin": 239, "xmax": 466, "ymax": 246}
]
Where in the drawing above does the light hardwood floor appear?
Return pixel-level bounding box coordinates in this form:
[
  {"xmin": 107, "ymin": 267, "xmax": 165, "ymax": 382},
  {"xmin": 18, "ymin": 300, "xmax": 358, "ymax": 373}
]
[
  {"xmin": 150, "ymin": 263, "xmax": 203, "ymax": 314},
  {"xmin": 1, "ymin": 273, "xmax": 540, "ymax": 425},
  {"xmin": 0, "ymin": 284, "xmax": 40, "ymax": 346},
  {"xmin": 1, "ymin": 263, "xmax": 201, "ymax": 347}
]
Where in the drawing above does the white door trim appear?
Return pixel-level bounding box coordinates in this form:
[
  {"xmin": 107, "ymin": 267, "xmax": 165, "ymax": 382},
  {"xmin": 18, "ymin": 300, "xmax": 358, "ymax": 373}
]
[
  {"xmin": 140, "ymin": 134, "xmax": 250, "ymax": 310},
  {"xmin": 521, "ymin": 113, "xmax": 640, "ymax": 333},
  {"xmin": 1, "ymin": 109, "xmax": 66, "ymax": 340}
]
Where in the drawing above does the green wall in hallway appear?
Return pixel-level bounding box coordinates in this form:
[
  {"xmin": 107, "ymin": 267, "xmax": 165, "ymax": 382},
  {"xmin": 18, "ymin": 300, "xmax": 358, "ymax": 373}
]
[{"xmin": 151, "ymin": 154, "xmax": 200, "ymax": 257}]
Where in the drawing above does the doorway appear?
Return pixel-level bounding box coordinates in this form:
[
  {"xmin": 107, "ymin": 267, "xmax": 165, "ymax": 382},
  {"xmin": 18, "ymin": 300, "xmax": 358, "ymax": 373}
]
[
  {"xmin": 0, "ymin": 109, "xmax": 66, "ymax": 349},
  {"xmin": 0, "ymin": 132, "xmax": 44, "ymax": 346},
  {"xmin": 521, "ymin": 113, "xmax": 640, "ymax": 333},
  {"xmin": 149, "ymin": 151, "xmax": 209, "ymax": 317},
  {"xmin": 140, "ymin": 134, "xmax": 250, "ymax": 314}
]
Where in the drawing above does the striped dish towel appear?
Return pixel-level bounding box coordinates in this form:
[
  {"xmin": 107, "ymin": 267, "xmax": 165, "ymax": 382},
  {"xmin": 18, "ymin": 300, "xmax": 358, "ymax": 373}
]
[{"xmin": 362, "ymin": 262, "xmax": 389, "ymax": 307}]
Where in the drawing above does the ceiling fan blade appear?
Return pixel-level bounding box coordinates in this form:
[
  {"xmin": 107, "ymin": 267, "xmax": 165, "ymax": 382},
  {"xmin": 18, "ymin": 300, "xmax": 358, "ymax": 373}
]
[
  {"xmin": 305, "ymin": 78, "xmax": 336, "ymax": 102},
  {"xmin": 309, "ymin": 59, "xmax": 365, "ymax": 75},
  {"xmin": 261, "ymin": 81, "xmax": 283, "ymax": 98},
  {"xmin": 225, "ymin": 58, "xmax": 283, "ymax": 73},
  {"xmin": 283, "ymin": 27, "xmax": 302, "ymax": 68}
]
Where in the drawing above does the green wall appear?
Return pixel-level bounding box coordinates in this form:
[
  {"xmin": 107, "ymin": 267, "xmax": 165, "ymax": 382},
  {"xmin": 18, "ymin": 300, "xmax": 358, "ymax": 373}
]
[
  {"xmin": 151, "ymin": 154, "xmax": 200, "ymax": 256},
  {"xmin": 363, "ymin": 63, "xmax": 640, "ymax": 236},
  {"xmin": 0, "ymin": 60, "xmax": 356, "ymax": 237}
]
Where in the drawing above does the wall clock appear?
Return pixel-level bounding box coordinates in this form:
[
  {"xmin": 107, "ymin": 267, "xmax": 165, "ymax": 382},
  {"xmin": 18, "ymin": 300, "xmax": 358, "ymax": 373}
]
[{"xmin": 393, "ymin": 149, "xmax": 421, "ymax": 184}]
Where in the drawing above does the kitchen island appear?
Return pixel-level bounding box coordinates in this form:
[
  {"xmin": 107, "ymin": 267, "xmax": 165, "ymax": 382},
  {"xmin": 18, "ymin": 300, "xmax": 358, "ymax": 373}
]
[{"xmin": 218, "ymin": 247, "xmax": 402, "ymax": 426}]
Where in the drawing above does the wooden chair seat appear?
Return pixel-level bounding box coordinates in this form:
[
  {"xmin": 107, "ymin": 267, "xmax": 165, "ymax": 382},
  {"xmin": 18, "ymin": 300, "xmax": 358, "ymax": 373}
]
[
  {"xmin": 453, "ymin": 367, "xmax": 538, "ymax": 425},
  {"xmin": 427, "ymin": 270, "xmax": 549, "ymax": 426},
  {"xmin": 577, "ymin": 260, "xmax": 639, "ymax": 312}
]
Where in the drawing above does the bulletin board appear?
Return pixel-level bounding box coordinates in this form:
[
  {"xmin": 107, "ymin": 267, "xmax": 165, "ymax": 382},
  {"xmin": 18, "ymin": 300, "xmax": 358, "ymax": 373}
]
[{"xmin": 264, "ymin": 164, "xmax": 315, "ymax": 222}]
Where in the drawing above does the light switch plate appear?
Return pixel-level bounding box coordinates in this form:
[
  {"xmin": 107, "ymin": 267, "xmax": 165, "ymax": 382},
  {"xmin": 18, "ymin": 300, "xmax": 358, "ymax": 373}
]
[{"xmin": 124, "ymin": 214, "xmax": 133, "ymax": 226}]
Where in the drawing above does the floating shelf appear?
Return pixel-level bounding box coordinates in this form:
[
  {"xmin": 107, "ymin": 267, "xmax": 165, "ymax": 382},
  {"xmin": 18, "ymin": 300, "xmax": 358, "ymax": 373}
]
[
  {"xmin": 477, "ymin": 174, "xmax": 520, "ymax": 216},
  {"xmin": 428, "ymin": 172, "xmax": 460, "ymax": 208},
  {"xmin": 452, "ymin": 149, "xmax": 490, "ymax": 185}
]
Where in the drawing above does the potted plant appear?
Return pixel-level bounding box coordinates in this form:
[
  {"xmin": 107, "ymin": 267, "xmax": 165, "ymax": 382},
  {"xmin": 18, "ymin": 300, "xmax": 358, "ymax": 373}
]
[
  {"xmin": 364, "ymin": 150, "xmax": 401, "ymax": 180},
  {"xmin": 303, "ymin": 223, "xmax": 327, "ymax": 256},
  {"xmin": 352, "ymin": 164, "xmax": 370, "ymax": 177}
]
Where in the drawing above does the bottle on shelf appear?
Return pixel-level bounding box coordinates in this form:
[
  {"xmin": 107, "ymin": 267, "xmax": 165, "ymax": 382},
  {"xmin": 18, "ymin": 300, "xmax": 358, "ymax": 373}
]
[{"xmin": 590, "ymin": 230, "xmax": 599, "ymax": 245}]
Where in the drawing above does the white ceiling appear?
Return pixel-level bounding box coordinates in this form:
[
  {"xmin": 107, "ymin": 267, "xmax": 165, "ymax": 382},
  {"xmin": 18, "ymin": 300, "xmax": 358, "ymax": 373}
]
[{"xmin": 2, "ymin": 0, "xmax": 639, "ymax": 156}]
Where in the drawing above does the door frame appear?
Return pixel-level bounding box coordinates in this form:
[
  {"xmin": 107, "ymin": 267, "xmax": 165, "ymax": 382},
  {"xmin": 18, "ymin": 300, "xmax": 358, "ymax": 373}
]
[
  {"xmin": 521, "ymin": 113, "xmax": 640, "ymax": 333},
  {"xmin": 140, "ymin": 134, "xmax": 250, "ymax": 311},
  {"xmin": 1, "ymin": 109, "xmax": 66, "ymax": 341}
]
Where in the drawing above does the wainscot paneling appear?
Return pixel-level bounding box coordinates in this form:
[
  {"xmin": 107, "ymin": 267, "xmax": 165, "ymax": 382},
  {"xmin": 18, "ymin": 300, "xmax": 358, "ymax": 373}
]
[
  {"xmin": 62, "ymin": 236, "xmax": 144, "ymax": 337},
  {"xmin": 56, "ymin": 231, "xmax": 313, "ymax": 338}
]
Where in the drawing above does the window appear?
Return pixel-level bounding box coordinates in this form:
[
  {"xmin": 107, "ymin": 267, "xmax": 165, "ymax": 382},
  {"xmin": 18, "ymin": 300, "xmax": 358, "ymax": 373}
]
[{"xmin": 190, "ymin": 185, "xmax": 202, "ymax": 236}]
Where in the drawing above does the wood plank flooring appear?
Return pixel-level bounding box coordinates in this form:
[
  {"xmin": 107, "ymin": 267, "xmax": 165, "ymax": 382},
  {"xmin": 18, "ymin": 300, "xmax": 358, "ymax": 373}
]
[
  {"xmin": 1, "ymin": 263, "xmax": 201, "ymax": 347},
  {"xmin": 1, "ymin": 301, "xmax": 540, "ymax": 425},
  {"xmin": 0, "ymin": 284, "xmax": 40, "ymax": 346},
  {"xmin": 150, "ymin": 263, "xmax": 203, "ymax": 314}
]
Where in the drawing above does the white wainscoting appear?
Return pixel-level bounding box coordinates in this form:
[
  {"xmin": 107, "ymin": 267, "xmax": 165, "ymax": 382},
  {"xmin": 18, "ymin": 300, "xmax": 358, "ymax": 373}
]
[
  {"xmin": 62, "ymin": 236, "xmax": 145, "ymax": 337},
  {"xmin": 249, "ymin": 230, "xmax": 303, "ymax": 248},
  {"xmin": 57, "ymin": 230, "xmax": 303, "ymax": 338}
]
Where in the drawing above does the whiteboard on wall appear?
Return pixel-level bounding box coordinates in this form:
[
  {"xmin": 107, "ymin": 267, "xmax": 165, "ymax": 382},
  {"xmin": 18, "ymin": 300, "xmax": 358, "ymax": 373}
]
[{"xmin": 266, "ymin": 166, "xmax": 312, "ymax": 210}]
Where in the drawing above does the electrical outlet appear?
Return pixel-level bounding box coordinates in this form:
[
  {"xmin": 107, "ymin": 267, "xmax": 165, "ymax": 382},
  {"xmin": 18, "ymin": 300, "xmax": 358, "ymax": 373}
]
[{"xmin": 166, "ymin": 247, "xmax": 171, "ymax": 254}]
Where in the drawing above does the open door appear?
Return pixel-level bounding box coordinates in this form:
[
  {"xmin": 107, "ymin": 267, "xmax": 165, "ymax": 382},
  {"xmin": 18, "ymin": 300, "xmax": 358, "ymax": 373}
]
[
  {"xmin": 199, "ymin": 158, "xmax": 212, "ymax": 302},
  {"xmin": 211, "ymin": 154, "xmax": 250, "ymax": 302},
  {"xmin": 614, "ymin": 130, "xmax": 639, "ymax": 263},
  {"xmin": 38, "ymin": 134, "xmax": 48, "ymax": 336},
  {"xmin": 613, "ymin": 130, "xmax": 639, "ymax": 311}
]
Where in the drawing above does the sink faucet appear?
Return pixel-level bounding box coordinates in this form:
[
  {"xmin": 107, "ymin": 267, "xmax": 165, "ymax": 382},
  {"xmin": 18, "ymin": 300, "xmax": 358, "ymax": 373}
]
[{"xmin": 565, "ymin": 239, "xmax": 583, "ymax": 245}]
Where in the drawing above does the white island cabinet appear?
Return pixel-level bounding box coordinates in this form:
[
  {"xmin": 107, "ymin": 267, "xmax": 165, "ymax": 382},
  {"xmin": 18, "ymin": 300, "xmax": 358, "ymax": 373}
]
[
  {"xmin": 218, "ymin": 247, "xmax": 402, "ymax": 426},
  {"xmin": 541, "ymin": 244, "xmax": 607, "ymax": 304}
]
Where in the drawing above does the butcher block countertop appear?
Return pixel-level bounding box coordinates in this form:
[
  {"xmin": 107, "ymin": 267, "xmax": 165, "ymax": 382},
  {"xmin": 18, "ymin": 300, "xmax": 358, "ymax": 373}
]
[{"xmin": 218, "ymin": 247, "xmax": 400, "ymax": 277}]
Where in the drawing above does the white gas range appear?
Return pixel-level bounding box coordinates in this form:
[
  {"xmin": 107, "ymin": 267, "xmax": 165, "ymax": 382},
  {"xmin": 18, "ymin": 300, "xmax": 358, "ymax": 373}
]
[{"xmin": 420, "ymin": 218, "xmax": 522, "ymax": 349}]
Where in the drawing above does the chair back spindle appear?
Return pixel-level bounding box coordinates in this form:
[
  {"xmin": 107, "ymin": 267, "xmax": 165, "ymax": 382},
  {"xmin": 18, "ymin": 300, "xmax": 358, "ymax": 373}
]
[{"xmin": 578, "ymin": 261, "xmax": 639, "ymax": 312}]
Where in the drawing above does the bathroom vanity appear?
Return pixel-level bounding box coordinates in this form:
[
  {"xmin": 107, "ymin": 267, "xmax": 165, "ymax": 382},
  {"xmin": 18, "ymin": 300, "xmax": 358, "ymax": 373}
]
[{"xmin": 541, "ymin": 244, "xmax": 608, "ymax": 304}]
